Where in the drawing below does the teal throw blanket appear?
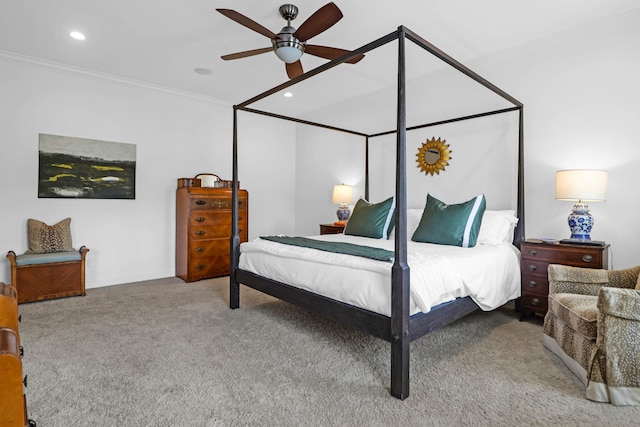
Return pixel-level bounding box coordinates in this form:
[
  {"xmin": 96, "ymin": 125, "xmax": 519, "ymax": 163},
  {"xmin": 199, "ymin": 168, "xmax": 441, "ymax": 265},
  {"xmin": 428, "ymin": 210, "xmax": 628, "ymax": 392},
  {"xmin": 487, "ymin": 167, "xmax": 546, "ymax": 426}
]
[{"xmin": 260, "ymin": 236, "xmax": 394, "ymax": 262}]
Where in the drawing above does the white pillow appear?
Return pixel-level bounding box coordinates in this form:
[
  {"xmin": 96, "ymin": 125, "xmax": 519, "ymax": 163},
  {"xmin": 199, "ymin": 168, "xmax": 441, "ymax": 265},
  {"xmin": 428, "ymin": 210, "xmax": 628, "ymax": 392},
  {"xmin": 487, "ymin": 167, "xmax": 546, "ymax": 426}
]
[
  {"xmin": 388, "ymin": 209, "xmax": 424, "ymax": 240},
  {"xmin": 477, "ymin": 210, "xmax": 519, "ymax": 246}
]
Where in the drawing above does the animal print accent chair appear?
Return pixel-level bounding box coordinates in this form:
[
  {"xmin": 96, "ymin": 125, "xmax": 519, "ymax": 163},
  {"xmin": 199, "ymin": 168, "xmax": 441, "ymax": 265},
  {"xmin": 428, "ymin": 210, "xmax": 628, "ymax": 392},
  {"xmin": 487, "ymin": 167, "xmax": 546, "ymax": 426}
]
[{"xmin": 543, "ymin": 264, "xmax": 640, "ymax": 405}]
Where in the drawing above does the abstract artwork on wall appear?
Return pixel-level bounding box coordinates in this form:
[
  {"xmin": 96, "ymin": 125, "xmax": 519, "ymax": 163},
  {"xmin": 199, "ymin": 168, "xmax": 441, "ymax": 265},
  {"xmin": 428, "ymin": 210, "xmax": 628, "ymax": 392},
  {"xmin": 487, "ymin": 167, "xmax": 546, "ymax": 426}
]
[{"xmin": 38, "ymin": 134, "xmax": 136, "ymax": 199}]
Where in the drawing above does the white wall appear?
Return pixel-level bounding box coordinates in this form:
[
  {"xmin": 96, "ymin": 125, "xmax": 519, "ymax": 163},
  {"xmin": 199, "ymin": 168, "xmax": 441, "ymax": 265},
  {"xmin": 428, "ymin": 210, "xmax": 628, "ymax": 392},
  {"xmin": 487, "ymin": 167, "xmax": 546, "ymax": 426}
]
[
  {"xmin": 470, "ymin": 10, "xmax": 640, "ymax": 269},
  {"xmin": 0, "ymin": 56, "xmax": 296, "ymax": 287},
  {"xmin": 292, "ymin": 11, "xmax": 640, "ymax": 269}
]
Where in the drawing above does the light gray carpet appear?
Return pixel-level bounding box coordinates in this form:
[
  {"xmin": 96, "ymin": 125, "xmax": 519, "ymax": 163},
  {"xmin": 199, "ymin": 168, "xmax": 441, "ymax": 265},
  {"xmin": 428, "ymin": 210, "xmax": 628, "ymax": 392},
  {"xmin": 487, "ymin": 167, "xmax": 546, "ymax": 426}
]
[{"xmin": 17, "ymin": 277, "xmax": 640, "ymax": 426}]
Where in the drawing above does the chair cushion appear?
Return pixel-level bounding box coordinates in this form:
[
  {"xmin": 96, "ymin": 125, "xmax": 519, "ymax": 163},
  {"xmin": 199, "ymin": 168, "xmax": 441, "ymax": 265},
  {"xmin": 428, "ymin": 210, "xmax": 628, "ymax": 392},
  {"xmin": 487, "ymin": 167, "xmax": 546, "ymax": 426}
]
[
  {"xmin": 548, "ymin": 293, "xmax": 599, "ymax": 340},
  {"xmin": 15, "ymin": 251, "xmax": 81, "ymax": 266}
]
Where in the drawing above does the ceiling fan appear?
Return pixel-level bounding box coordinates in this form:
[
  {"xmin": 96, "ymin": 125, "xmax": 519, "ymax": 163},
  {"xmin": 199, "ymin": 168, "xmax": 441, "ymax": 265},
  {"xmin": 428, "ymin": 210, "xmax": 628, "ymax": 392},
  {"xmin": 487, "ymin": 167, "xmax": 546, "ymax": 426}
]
[{"xmin": 216, "ymin": 3, "xmax": 364, "ymax": 79}]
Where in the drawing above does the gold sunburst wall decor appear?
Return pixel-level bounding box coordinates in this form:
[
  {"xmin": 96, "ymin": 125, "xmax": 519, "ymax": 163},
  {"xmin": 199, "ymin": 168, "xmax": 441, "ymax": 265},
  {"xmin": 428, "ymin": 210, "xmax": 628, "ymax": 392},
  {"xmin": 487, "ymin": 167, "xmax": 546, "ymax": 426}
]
[{"xmin": 416, "ymin": 137, "xmax": 452, "ymax": 176}]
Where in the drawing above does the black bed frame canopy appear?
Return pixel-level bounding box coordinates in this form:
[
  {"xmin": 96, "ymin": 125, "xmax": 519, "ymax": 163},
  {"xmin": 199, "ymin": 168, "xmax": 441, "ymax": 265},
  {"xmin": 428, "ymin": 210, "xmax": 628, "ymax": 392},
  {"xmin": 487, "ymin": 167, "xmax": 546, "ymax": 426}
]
[{"xmin": 229, "ymin": 26, "xmax": 524, "ymax": 400}]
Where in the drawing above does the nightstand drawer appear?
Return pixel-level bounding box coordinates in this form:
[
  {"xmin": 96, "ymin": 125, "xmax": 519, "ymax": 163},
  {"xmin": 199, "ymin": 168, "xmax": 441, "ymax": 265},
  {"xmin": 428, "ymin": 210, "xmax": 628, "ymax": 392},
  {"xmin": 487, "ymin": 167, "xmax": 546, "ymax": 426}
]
[
  {"xmin": 522, "ymin": 259, "xmax": 552, "ymax": 276},
  {"xmin": 521, "ymin": 274, "xmax": 549, "ymax": 296},
  {"xmin": 320, "ymin": 224, "xmax": 345, "ymax": 235},
  {"xmin": 521, "ymin": 245, "xmax": 602, "ymax": 266},
  {"xmin": 521, "ymin": 293, "xmax": 548, "ymax": 314}
]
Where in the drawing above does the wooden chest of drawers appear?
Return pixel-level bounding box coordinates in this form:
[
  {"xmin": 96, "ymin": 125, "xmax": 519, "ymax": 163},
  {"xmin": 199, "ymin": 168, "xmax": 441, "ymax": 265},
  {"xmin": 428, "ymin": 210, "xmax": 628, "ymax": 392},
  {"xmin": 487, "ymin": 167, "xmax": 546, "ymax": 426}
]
[
  {"xmin": 176, "ymin": 187, "xmax": 248, "ymax": 282},
  {"xmin": 520, "ymin": 239, "xmax": 609, "ymax": 320}
]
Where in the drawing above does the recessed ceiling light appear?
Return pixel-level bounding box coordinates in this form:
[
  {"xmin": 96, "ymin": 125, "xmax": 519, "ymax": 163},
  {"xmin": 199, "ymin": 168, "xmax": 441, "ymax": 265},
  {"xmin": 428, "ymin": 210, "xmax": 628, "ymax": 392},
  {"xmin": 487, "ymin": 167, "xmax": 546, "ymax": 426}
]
[
  {"xmin": 194, "ymin": 67, "xmax": 213, "ymax": 75},
  {"xmin": 70, "ymin": 31, "xmax": 86, "ymax": 41},
  {"xmin": 284, "ymin": 92, "xmax": 293, "ymax": 98}
]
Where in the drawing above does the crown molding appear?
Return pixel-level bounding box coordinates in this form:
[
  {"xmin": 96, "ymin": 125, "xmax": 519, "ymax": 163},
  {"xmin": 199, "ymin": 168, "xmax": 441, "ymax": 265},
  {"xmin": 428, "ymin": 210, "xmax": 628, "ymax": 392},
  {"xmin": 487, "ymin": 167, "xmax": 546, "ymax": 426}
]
[{"xmin": 0, "ymin": 49, "xmax": 232, "ymax": 106}]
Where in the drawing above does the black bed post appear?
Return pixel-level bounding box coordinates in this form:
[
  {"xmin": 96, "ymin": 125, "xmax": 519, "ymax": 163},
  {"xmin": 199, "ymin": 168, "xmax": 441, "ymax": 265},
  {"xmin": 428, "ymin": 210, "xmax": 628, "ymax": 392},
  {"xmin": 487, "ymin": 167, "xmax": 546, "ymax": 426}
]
[
  {"xmin": 365, "ymin": 136, "xmax": 370, "ymax": 201},
  {"xmin": 516, "ymin": 106, "xmax": 525, "ymax": 245},
  {"xmin": 390, "ymin": 26, "xmax": 410, "ymax": 400},
  {"xmin": 230, "ymin": 106, "xmax": 240, "ymax": 309}
]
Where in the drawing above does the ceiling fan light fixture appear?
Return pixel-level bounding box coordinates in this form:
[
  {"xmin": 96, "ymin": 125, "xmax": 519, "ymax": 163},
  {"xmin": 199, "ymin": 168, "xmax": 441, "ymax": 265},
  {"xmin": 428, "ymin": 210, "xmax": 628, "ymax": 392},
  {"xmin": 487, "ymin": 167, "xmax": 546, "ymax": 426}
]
[
  {"xmin": 273, "ymin": 27, "xmax": 304, "ymax": 63},
  {"xmin": 274, "ymin": 45, "xmax": 303, "ymax": 63}
]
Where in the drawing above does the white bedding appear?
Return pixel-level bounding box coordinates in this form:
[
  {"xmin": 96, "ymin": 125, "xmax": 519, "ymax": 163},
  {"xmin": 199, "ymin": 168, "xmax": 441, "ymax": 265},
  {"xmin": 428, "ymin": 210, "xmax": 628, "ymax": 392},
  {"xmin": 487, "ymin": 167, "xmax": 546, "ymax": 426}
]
[{"xmin": 239, "ymin": 233, "xmax": 521, "ymax": 316}]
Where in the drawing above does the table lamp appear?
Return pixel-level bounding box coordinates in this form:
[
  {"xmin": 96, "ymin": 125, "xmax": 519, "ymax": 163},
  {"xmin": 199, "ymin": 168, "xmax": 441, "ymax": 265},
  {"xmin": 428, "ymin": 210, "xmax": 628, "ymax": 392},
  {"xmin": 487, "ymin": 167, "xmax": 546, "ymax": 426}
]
[
  {"xmin": 332, "ymin": 184, "xmax": 353, "ymax": 225},
  {"xmin": 555, "ymin": 169, "xmax": 608, "ymax": 240}
]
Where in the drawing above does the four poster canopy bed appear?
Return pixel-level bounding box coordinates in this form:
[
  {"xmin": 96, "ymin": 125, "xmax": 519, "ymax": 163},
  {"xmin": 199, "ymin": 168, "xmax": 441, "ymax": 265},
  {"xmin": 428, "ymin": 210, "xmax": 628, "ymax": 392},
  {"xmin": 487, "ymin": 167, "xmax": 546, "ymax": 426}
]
[{"xmin": 229, "ymin": 26, "xmax": 524, "ymax": 400}]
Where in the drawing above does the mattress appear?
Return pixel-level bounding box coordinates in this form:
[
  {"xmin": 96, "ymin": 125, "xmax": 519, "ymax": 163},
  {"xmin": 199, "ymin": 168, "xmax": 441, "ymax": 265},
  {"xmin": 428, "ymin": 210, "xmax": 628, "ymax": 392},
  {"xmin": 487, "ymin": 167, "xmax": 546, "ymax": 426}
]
[{"xmin": 239, "ymin": 233, "xmax": 521, "ymax": 316}]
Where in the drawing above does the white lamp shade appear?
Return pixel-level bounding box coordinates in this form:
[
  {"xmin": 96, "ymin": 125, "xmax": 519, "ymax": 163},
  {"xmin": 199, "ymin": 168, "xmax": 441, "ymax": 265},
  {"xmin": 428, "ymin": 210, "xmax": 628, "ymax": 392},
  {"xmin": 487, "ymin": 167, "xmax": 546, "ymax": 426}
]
[
  {"xmin": 555, "ymin": 170, "xmax": 608, "ymax": 202},
  {"xmin": 332, "ymin": 184, "xmax": 353, "ymax": 204}
]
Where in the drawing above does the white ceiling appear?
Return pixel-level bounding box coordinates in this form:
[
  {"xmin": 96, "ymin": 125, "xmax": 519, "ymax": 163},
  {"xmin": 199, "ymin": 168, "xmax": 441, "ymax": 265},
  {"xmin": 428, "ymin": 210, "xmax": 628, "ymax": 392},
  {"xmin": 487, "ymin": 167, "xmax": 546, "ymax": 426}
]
[{"xmin": 1, "ymin": 0, "xmax": 638, "ymax": 107}]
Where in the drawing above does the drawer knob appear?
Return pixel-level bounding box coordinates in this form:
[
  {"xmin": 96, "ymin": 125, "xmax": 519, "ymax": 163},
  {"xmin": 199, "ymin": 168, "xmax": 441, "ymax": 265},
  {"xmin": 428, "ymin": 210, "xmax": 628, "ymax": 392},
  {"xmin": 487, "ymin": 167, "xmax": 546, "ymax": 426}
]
[
  {"xmin": 195, "ymin": 217, "xmax": 205, "ymax": 222},
  {"xmin": 528, "ymin": 280, "xmax": 537, "ymax": 288},
  {"xmin": 195, "ymin": 264, "xmax": 205, "ymax": 270},
  {"xmin": 195, "ymin": 247, "xmax": 205, "ymax": 253},
  {"xmin": 196, "ymin": 231, "xmax": 205, "ymax": 236},
  {"xmin": 528, "ymin": 249, "xmax": 537, "ymax": 255},
  {"xmin": 528, "ymin": 264, "xmax": 537, "ymax": 272},
  {"xmin": 582, "ymin": 255, "xmax": 593, "ymax": 263},
  {"xmin": 531, "ymin": 297, "xmax": 541, "ymax": 306},
  {"xmin": 195, "ymin": 200, "xmax": 206, "ymax": 205}
]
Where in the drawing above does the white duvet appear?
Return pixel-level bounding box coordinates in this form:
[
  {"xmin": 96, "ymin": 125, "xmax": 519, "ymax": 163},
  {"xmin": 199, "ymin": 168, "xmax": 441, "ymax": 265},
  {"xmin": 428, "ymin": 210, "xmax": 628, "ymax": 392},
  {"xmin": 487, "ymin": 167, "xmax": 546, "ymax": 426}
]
[{"xmin": 239, "ymin": 233, "xmax": 521, "ymax": 316}]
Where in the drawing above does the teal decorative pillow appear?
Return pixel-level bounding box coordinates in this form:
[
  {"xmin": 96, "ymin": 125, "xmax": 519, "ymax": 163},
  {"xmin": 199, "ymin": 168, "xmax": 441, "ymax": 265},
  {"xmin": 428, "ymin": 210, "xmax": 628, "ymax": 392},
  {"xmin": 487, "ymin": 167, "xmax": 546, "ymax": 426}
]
[
  {"xmin": 26, "ymin": 217, "xmax": 74, "ymax": 254},
  {"xmin": 344, "ymin": 197, "xmax": 395, "ymax": 239},
  {"xmin": 412, "ymin": 194, "xmax": 486, "ymax": 247}
]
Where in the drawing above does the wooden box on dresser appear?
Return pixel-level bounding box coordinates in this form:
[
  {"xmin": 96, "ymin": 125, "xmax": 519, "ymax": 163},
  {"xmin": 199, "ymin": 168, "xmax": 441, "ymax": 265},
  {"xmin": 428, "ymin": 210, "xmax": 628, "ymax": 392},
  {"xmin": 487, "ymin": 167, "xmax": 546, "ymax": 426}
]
[
  {"xmin": 176, "ymin": 187, "xmax": 248, "ymax": 282},
  {"xmin": 520, "ymin": 239, "xmax": 609, "ymax": 320}
]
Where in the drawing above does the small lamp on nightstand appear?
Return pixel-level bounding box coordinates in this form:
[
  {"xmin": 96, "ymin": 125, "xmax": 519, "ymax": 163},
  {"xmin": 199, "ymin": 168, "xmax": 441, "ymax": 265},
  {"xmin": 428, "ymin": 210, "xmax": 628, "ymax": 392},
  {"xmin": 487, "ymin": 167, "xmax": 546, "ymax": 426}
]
[
  {"xmin": 555, "ymin": 169, "xmax": 608, "ymax": 240},
  {"xmin": 332, "ymin": 184, "xmax": 353, "ymax": 225}
]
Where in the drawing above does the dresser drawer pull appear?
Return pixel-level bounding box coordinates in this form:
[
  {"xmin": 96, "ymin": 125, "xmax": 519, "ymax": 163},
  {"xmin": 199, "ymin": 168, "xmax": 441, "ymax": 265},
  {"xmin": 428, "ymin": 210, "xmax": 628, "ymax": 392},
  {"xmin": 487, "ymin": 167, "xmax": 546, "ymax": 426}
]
[
  {"xmin": 195, "ymin": 200, "xmax": 206, "ymax": 205},
  {"xmin": 195, "ymin": 264, "xmax": 205, "ymax": 270},
  {"xmin": 196, "ymin": 231, "xmax": 205, "ymax": 236},
  {"xmin": 195, "ymin": 247, "xmax": 205, "ymax": 253},
  {"xmin": 528, "ymin": 280, "xmax": 538, "ymax": 288},
  {"xmin": 528, "ymin": 264, "xmax": 537, "ymax": 272},
  {"xmin": 23, "ymin": 375, "xmax": 28, "ymax": 387},
  {"xmin": 528, "ymin": 249, "xmax": 537, "ymax": 256},
  {"xmin": 530, "ymin": 297, "xmax": 541, "ymax": 306},
  {"xmin": 195, "ymin": 217, "xmax": 205, "ymax": 222},
  {"xmin": 582, "ymin": 255, "xmax": 593, "ymax": 263},
  {"xmin": 212, "ymin": 200, "xmax": 229, "ymax": 208}
]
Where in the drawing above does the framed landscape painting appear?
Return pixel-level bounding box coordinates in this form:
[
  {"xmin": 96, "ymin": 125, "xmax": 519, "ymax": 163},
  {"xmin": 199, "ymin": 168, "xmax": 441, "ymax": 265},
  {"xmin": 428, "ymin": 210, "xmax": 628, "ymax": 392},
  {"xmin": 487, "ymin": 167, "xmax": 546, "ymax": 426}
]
[{"xmin": 38, "ymin": 134, "xmax": 136, "ymax": 199}]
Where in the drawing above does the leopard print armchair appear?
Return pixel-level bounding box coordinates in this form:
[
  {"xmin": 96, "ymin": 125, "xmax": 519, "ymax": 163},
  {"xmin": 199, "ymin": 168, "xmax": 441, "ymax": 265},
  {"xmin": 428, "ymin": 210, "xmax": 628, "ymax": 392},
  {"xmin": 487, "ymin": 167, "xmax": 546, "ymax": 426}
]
[{"xmin": 542, "ymin": 264, "xmax": 640, "ymax": 405}]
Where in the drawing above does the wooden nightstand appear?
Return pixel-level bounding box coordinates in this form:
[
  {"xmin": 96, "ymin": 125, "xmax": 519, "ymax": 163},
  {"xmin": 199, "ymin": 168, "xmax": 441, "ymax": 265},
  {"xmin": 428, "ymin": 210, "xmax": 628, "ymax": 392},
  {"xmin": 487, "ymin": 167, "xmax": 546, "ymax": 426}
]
[
  {"xmin": 520, "ymin": 239, "xmax": 609, "ymax": 320},
  {"xmin": 319, "ymin": 223, "xmax": 345, "ymax": 235}
]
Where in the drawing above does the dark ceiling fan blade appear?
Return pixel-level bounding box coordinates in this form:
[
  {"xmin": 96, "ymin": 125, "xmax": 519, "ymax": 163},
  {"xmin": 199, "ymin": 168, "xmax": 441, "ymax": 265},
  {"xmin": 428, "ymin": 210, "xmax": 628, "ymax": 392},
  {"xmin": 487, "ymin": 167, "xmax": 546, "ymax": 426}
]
[
  {"xmin": 286, "ymin": 61, "xmax": 303, "ymax": 79},
  {"xmin": 293, "ymin": 2, "xmax": 343, "ymax": 42},
  {"xmin": 216, "ymin": 9, "xmax": 276, "ymax": 39},
  {"xmin": 221, "ymin": 47, "xmax": 273, "ymax": 61},
  {"xmin": 305, "ymin": 45, "xmax": 364, "ymax": 64}
]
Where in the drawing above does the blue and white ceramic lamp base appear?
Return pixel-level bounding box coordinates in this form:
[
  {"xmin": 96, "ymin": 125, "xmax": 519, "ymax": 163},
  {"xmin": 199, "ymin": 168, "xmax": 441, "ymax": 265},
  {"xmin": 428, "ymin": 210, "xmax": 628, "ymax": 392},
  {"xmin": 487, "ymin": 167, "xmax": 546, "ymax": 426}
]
[
  {"xmin": 336, "ymin": 204, "xmax": 351, "ymax": 222},
  {"xmin": 568, "ymin": 202, "xmax": 593, "ymax": 240}
]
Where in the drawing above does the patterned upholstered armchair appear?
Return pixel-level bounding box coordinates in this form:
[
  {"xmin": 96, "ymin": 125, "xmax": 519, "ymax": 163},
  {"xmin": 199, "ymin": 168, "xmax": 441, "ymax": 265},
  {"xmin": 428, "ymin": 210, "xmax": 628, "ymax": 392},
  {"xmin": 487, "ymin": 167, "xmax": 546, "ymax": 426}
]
[{"xmin": 542, "ymin": 264, "xmax": 640, "ymax": 405}]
